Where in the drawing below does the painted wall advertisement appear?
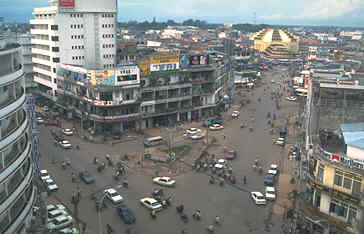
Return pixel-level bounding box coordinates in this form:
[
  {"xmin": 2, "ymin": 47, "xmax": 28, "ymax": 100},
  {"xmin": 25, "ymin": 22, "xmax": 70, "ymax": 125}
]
[
  {"xmin": 90, "ymin": 70, "xmax": 115, "ymax": 86},
  {"xmin": 59, "ymin": 0, "xmax": 75, "ymax": 7}
]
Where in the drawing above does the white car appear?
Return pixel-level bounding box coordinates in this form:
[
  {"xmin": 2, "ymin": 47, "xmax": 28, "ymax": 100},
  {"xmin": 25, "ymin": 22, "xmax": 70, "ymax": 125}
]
[
  {"xmin": 47, "ymin": 215, "xmax": 73, "ymax": 232},
  {"xmin": 62, "ymin": 128, "xmax": 74, "ymax": 136},
  {"xmin": 104, "ymin": 188, "xmax": 123, "ymax": 204},
  {"xmin": 45, "ymin": 179, "xmax": 58, "ymax": 192},
  {"xmin": 232, "ymin": 111, "xmax": 240, "ymax": 118},
  {"xmin": 209, "ymin": 124, "xmax": 224, "ymax": 131},
  {"xmin": 47, "ymin": 209, "xmax": 68, "ymax": 223},
  {"xmin": 140, "ymin": 197, "xmax": 163, "ymax": 211},
  {"xmin": 189, "ymin": 133, "xmax": 205, "ymax": 140},
  {"xmin": 47, "ymin": 204, "xmax": 66, "ymax": 212},
  {"xmin": 36, "ymin": 117, "xmax": 45, "ymax": 124},
  {"xmin": 265, "ymin": 187, "xmax": 276, "ymax": 201},
  {"xmin": 185, "ymin": 128, "xmax": 201, "ymax": 135},
  {"xmin": 251, "ymin": 191, "xmax": 266, "ymax": 205},
  {"xmin": 59, "ymin": 227, "xmax": 80, "ymax": 234},
  {"xmin": 59, "ymin": 140, "xmax": 72, "ymax": 149},
  {"xmin": 40, "ymin": 169, "xmax": 50, "ymax": 181},
  {"xmin": 153, "ymin": 176, "xmax": 176, "ymax": 187},
  {"xmin": 286, "ymin": 96, "xmax": 297, "ymax": 101},
  {"xmin": 274, "ymin": 138, "xmax": 285, "ymax": 146},
  {"xmin": 268, "ymin": 169, "xmax": 277, "ymax": 176},
  {"xmin": 270, "ymin": 164, "xmax": 279, "ymax": 175}
]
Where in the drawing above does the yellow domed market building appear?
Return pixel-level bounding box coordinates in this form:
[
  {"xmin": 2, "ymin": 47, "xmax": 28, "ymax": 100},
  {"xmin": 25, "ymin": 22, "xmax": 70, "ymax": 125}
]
[{"xmin": 250, "ymin": 28, "xmax": 300, "ymax": 59}]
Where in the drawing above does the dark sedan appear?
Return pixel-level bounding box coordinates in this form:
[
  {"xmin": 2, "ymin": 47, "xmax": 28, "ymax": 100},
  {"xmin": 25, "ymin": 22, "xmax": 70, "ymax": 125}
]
[
  {"xmin": 79, "ymin": 171, "xmax": 94, "ymax": 184},
  {"xmin": 117, "ymin": 204, "xmax": 136, "ymax": 224},
  {"xmin": 264, "ymin": 174, "xmax": 275, "ymax": 186}
]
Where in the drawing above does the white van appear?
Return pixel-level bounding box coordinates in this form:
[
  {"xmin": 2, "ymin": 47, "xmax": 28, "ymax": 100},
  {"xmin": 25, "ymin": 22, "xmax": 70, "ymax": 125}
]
[{"xmin": 144, "ymin": 136, "xmax": 164, "ymax": 147}]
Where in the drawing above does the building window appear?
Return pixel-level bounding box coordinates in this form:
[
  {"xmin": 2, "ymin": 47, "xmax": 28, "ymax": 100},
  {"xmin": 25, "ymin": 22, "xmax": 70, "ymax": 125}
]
[
  {"xmin": 52, "ymin": 58, "xmax": 60, "ymax": 63},
  {"xmin": 334, "ymin": 171, "xmax": 343, "ymax": 186},
  {"xmin": 343, "ymin": 177, "xmax": 352, "ymax": 189},
  {"xmin": 51, "ymin": 25, "xmax": 58, "ymax": 30},
  {"xmin": 52, "ymin": 47, "xmax": 59, "ymax": 52},
  {"xmin": 352, "ymin": 180, "xmax": 361, "ymax": 195},
  {"xmin": 51, "ymin": 36, "xmax": 59, "ymax": 42}
]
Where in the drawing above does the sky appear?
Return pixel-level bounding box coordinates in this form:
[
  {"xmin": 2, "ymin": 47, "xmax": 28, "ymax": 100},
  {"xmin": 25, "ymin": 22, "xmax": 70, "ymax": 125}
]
[{"xmin": 0, "ymin": 0, "xmax": 364, "ymax": 27}]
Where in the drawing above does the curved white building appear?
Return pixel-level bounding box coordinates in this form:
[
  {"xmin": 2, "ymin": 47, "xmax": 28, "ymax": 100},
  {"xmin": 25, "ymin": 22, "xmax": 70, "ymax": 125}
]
[{"xmin": 0, "ymin": 37, "xmax": 35, "ymax": 234}]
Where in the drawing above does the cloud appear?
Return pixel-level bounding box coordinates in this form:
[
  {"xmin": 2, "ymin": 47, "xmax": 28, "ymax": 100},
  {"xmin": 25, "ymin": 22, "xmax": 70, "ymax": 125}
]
[{"xmin": 295, "ymin": 0, "xmax": 364, "ymax": 19}]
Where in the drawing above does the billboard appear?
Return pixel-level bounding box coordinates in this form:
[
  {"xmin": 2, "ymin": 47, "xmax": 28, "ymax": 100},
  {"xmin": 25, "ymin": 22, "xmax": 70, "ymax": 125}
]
[
  {"xmin": 150, "ymin": 55, "xmax": 179, "ymax": 64},
  {"xmin": 59, "ymin": 0, "xmax": 75, "ymax": 7},
  {"xmin": 138, "ymin": 59, "xmax": 151, "ymax": 77},
  {"xmin": 179, "ymin": 54, "xmax": 209, "ymax": 69},
  {"xmin": 90, "ymin": 70, "xmax": 115, "ymax": 86}
]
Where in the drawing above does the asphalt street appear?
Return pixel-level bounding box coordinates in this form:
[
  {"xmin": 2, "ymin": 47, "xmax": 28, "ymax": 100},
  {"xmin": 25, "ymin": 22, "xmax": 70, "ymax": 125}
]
[{"xmin": 38, "ymin": 66, "xmax": 300, "ymax": 234}]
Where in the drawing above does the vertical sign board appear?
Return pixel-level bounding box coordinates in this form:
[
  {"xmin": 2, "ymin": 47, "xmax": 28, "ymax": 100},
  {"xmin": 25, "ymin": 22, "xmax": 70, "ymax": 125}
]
[{"xmin": 27, "ymin": 96, "xmax": 40, "ymax": 176}]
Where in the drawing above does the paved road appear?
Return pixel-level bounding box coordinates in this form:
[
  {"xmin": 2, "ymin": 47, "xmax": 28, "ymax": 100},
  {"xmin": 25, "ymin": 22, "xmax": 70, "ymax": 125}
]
[{"xmin": 38, "ymin": 66, "xmax": 300, "ymax": 234}]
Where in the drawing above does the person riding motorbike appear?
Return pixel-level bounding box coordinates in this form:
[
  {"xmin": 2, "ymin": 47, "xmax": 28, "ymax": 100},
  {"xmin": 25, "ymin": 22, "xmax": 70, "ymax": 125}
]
[
  {"xmin": 193, "ymin": 210, "xmax": 201, "ymax": 220},
  {"xmin": 215, "ymin": 215, "xmax": 221, "ymax": 225}
]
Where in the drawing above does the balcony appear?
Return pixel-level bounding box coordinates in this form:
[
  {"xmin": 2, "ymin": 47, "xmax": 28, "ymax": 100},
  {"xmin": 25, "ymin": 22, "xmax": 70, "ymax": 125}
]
[
  {"xmin": 4, "ymin": 185, "xmax": 35, "ymax": 234},
  {"xmin": 313, "ymin": 143, "xmax": 364, "ymax": 175},
  {"xmin": 0, "ymin": 66, "xmax": 23, "ymax": 86}
]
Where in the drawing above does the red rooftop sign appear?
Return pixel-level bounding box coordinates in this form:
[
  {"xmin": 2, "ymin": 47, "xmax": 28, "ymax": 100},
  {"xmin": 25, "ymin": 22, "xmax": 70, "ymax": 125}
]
[{"xmin": 59, "ymin": 0, "xmax": 75, "ymax": 7}]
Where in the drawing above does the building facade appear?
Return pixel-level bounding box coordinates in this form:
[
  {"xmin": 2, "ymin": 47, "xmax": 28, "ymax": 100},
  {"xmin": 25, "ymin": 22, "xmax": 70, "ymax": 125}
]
[
  {"xmin": 17, "ymin": 33, "xmax": 36, "ymax": 90},
  {"xmin": 304, "ymin": 78, "xmax": 364, "ymax": 234},
  {"xmin": 30, "ymin": 0, "xmax": 117, "ymax": 98},
  {"xmin": 56, "ymin": 63, "xmax": 141, "ymax": 134},
  {"xmin": 250, "ymin": 28, "xmax": 300, "ymax": 59},
  {"xmin": 0, "ymin": 37, "xmax": 35, "ymax": 234},
  {"xmin": 55, "ymin": 52, "xmax": 233, "ymax": 135}
]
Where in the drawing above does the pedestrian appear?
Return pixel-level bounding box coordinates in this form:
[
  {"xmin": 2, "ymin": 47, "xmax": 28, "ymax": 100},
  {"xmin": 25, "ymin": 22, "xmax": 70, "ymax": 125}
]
[
  {"xmin": 82, "ymin": 223, "xmax": 87, "ymax": 233},
  {"xmin": 243, "ymin": 176, "xmax": 247, "ymax": 184}
]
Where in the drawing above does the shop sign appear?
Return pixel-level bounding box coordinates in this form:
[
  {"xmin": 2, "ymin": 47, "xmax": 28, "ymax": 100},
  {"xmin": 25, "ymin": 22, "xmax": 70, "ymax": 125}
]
[
  {"xmin": 89, "ymin": 113, "xmax": 140, "ymax": 122},
  {"xmin": 150, "ymin": 55, "xmax": 179, "ymax": 64},
  {"xmin": 93, "ymin": 100, "xmax": 123, "ymax": 106},
  {"xmin": 59, "ymin": 0, "xmax": 75, "ymax": 7}
]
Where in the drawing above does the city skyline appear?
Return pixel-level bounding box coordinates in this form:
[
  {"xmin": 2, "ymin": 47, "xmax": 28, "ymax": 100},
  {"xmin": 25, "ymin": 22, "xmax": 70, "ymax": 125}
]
[{"xmin": 0, "ymin": 0, "xmax": 364, "ymax": 27}]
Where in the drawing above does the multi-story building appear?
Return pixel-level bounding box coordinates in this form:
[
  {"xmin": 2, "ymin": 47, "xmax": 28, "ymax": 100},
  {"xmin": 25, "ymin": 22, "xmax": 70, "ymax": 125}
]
[
  {"xmin": 30, "ymin": 0, "xmax": 117, "ymax": 98},
  {"xmin": 17, "ymin": 33, "xmax": 36, "ymax": 90},
  {"xmin": 56, "ymin": 63, "xmax": 141, "ymax": 134},
  {"xmin": 140, "ymin": 53, "xmax": 232, "ymax": 128},
  {"xmin": 55, "ymin": 52, "xmax": 233, "ymax": 134},
  {"xmin": 304, "ymin": 76, "xmax": 364, "ymax": 234},
  {"xmin": 0, "ymin": 37, "xmax": 35, "ymax": 234}
]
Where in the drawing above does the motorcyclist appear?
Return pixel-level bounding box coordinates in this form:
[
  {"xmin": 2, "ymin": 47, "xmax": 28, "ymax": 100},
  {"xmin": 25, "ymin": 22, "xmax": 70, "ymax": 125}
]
[
  {"xmin": 194, "ymin": 209, "xmax": 201, "ymax": 219},
  {"xmin": 215, "ymin": 215, "xmax": 221, "ymax": 225},
  {"xmin": 71, "ymin": 173, "xmax": 76, "ymax": 183}
]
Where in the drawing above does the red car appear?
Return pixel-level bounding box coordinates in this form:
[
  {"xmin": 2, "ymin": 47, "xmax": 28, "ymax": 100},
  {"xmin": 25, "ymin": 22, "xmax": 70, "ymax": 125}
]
[
  {"xmin": 46, "ymin": 119, "xmax": 59, "ymax": 126},
  {"xmin": 54, "ymin": 135, "xmax": 64, "ymax": 142},
  {"xmin": 226, "ymin": 150, "xmax": 237, "ymax": 160}
]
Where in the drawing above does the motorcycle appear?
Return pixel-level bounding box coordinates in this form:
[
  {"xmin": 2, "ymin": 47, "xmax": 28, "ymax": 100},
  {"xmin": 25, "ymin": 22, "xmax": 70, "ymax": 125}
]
[
  {"xmin": 192, "ymin": 212, "xmax": 201, "ymax": 221},
  {"xmin": 61, "ymin": 162, "xmax": 67, "ymax": 170},
  {"xmin": 181, "ymin": 213, "xmax": 189, "ymax": 223},
  {"xmin": 209, "ymin": 177, "xmax": 215, "ymax": 184},
  {"xmin": 176, "ymin": 205, "xmax": 184, "ymax": 213}
]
